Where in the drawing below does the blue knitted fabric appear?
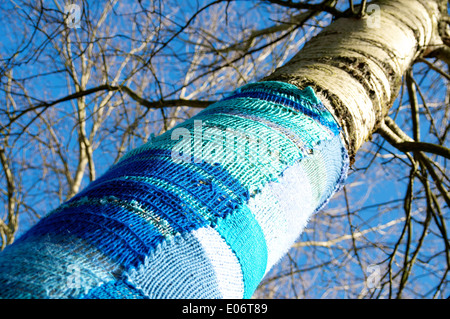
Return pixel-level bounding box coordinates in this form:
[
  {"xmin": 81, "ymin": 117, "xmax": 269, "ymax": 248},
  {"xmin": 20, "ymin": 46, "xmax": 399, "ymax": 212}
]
[{"xmin": 0, "ymin": 81, "xmax": 348, "ymax": 299}]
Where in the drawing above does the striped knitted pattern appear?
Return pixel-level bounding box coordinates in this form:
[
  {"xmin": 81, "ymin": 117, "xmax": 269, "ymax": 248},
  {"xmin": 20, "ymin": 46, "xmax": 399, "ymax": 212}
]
[{"xmin": 0, "ymin": 81, "xmax": 348, "ymax": 299}]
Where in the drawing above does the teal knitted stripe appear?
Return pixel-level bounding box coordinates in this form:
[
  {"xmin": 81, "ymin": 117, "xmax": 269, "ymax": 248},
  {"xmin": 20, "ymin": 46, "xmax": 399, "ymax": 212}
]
[
  {"xmin": 215, "ymin": 205, "xmax": 268, "ymax": 299},
  {"xmin": 234, "ymin": 82, "xmax": 322, "ymax": 105},
  {"xmin": 171, "ymin": 117, "xmax": 300, "ymax": 191},
  {"xmin": 197, "ymin": 98, "xmax": 335, "ymax": 142}
]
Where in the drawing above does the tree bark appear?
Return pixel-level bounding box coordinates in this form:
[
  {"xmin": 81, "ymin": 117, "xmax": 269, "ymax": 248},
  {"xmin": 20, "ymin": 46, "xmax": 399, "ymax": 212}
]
[{"xmin": 264, "ymin": 0, "xmax": 442, "ymax": 163}]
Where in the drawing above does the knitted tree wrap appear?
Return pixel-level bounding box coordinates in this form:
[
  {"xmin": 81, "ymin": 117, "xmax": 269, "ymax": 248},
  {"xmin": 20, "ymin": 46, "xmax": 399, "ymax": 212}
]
[{"xmin": 0, "ymin": 81, "xmax": 349, "ymax": 299}]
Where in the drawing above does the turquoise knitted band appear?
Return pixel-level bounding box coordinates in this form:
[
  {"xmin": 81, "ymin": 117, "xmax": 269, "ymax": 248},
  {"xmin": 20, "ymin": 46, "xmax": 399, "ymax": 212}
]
[{"xmin": 0, "ymin": 81, "xmax": 348, "ymax": 299}]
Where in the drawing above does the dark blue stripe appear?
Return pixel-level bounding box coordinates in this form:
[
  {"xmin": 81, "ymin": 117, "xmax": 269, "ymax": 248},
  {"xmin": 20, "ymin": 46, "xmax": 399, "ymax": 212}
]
[
  {"xmin": 77, "ymin": 163, "xmax": 242, "ymax": 216},
  {"xmin": 17, "ymin": 202, "xmax": 165, "ymax": 268},
  {"xmin": 80, "ymin": 149, "xmax": 248, "ymax": 211},
  {"xmin": 74, "ymin": 179, "xmax": 209, "ymax": 229}
]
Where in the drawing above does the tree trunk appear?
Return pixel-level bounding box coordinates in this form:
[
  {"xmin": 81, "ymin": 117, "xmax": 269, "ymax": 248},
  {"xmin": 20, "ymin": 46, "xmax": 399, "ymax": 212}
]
[
  {"xmin": 264, "ymin": 0, "xmax": 442, "ymax": 163},
  {"xmin": 0, "ymin": 0, "xmax": 443, "ymax": 299}
]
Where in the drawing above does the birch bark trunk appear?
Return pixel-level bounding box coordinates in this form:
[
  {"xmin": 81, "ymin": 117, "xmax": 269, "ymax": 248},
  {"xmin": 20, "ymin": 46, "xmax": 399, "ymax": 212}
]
[{"xmin": 263, "ymin": 0, "xmax": 443, "ymax": 163}]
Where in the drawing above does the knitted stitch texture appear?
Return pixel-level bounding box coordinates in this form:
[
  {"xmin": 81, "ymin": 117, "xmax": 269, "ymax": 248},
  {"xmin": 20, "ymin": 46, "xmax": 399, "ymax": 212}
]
[{"xmin": 0, "ymin": 81, "xmax": 348, "ymax": 299}]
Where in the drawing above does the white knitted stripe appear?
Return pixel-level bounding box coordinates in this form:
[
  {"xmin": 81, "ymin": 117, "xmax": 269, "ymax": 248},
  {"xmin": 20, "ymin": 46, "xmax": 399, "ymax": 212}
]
[
  {"xmin": 248, "ymin": 161, "xmax": 314, "ymax": 273},
  {"xmin": 193, "ymin": 226, "xmax": 245, "ymax": 298},
  {"xmin": 125, "ymin": 232, "xmax": 224, "ymax": 298}
]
